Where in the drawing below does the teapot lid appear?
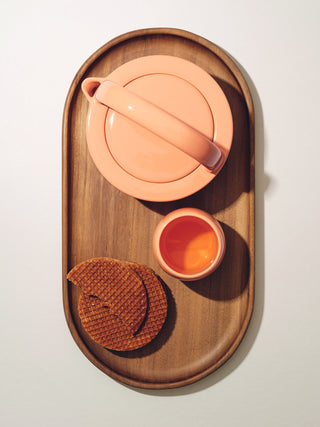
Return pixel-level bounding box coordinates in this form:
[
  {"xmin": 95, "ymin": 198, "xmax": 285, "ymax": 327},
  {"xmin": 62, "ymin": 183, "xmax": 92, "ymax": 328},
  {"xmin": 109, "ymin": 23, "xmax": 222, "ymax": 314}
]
[{"xmin": 82, "ymin": 55, "xmax": 233, "ymax": 202}]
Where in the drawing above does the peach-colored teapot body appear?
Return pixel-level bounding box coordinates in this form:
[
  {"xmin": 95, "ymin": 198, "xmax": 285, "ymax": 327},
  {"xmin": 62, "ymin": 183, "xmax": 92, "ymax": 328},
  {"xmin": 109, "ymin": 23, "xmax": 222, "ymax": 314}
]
[{"xmin": 82, "ymin": 55, "xmax": 233, "ymax": 202}]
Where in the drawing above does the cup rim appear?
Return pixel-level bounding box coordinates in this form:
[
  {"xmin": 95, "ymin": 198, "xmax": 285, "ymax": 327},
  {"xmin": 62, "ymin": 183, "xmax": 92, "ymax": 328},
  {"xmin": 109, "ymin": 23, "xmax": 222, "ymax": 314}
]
[{"xmin": 153, "ymin": 208, "xmax": 226, "ymax": 281}]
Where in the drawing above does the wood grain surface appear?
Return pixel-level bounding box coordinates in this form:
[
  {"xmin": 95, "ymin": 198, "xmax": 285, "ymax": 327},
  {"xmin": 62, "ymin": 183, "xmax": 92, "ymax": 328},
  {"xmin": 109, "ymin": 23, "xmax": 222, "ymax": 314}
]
[{"xmin": 62, "ymin": 28, "xmax": 255, "ymax": 389}]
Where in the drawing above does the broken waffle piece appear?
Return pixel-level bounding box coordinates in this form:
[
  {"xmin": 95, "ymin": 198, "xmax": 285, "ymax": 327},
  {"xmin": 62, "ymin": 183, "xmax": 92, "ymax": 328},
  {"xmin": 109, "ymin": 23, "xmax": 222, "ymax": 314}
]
[
  {"xmin": 78, "ymin": 263, "xmax": 168, "ymax": 351},
  {"xmin": 67, "ymin": 257, "xmax": 147, "ymax": 335}
]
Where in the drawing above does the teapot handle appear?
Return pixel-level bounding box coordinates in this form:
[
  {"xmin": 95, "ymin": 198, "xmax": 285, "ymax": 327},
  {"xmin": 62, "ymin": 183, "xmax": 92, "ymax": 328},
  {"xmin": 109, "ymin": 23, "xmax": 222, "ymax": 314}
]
[{"xmin": 82, "ymin": 78, "xmax": 222, "ymax": 171}]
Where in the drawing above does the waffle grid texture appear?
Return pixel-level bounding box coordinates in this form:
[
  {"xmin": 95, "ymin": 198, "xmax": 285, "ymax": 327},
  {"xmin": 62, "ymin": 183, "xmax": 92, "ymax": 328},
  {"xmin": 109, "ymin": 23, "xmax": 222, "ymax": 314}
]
[
  {"xmin": 68, "ymin": 258, "xmax": 168, "ymax": 351},
  {"xmin": 67, "ymin": 258, "xmax": 147, "ymax": 334}
]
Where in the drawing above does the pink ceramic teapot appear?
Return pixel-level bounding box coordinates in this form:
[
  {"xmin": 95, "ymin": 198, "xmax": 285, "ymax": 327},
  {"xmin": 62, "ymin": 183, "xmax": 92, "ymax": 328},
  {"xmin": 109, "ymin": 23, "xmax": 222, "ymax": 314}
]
[{"xmin": 82, "ymin": 55, "xmax": 233, "ymax": 202}]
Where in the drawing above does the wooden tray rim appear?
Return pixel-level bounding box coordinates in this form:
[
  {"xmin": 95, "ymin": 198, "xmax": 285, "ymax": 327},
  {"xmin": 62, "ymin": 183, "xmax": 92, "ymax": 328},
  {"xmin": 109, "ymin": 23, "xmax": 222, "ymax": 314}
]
[{"xmin": 62, "ymin": 27, "xmax": 255, "ymax": 389}]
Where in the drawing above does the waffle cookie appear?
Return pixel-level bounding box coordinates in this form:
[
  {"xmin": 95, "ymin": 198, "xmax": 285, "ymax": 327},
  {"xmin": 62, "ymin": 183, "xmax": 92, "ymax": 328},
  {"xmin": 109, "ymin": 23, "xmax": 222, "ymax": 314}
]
[
  {"xmin": 67, "ymin": 258, "xmax": 148, "ymax": 335},
  {"xmin": 77, "ymin": 262, "xmax": 168, "ymax": 351}
]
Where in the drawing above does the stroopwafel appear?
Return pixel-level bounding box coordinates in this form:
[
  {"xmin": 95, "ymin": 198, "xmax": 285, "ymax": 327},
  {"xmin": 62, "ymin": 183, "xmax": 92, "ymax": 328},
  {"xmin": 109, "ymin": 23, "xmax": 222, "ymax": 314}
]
[
  {"xmin": 77, "ymin": 262, "xmax": 168, "ymax": 351},
  {"xmin": 67, "ymin": 257, "xmax": 148, "ymax": 335}
]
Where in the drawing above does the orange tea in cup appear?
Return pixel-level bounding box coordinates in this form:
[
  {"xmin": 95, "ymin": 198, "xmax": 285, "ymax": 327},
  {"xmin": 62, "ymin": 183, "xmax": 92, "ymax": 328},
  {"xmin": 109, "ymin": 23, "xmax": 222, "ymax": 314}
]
[{"xmin": 153, "ymin": 208, "xmax": 225, "ymax": 281}]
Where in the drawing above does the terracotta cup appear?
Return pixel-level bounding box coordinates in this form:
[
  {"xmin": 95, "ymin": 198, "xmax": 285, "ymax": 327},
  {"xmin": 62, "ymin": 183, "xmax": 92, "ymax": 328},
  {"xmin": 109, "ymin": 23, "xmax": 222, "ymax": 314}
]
[{"xmin": 153, "ymin": 208, "xmax": 225, "ymax": 281}]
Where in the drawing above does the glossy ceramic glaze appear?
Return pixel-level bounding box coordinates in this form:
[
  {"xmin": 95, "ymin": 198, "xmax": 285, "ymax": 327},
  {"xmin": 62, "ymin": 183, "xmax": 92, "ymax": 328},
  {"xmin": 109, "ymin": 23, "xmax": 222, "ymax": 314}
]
[
  {"xmin": 92, "ymin": 80, "xmax": 222, "ymax": 170},
  {"xmin": 81, "ymin": 55, "xmax": 233, "ymax": 201},
  {"xmin": 153, "ymin": 208, "xmax": 226, "ymax": 280}
]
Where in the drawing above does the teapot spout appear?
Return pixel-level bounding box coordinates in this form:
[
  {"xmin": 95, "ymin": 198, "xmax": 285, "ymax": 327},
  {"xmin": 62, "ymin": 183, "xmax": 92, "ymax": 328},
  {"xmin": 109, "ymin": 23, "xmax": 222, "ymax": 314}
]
[{"xmin": 81, "ymin": 77, "xmax": 104, "ymax": 102}]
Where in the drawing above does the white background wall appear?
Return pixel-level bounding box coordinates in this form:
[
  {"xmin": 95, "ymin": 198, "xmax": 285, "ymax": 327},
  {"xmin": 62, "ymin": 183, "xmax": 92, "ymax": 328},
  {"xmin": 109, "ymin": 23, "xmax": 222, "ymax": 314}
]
[{"xmin": 1, "ymin": 1, "xmax": 320, "ymax": 426}]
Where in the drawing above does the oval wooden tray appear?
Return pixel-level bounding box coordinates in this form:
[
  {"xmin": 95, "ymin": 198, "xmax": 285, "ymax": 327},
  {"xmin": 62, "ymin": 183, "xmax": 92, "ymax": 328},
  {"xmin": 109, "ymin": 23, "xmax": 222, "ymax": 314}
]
[{"xmin": 62, "ymin": 28, "xmax": 255, "ymax": 389}]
